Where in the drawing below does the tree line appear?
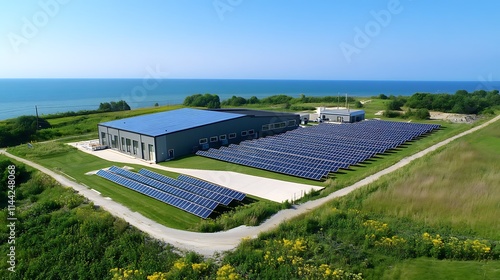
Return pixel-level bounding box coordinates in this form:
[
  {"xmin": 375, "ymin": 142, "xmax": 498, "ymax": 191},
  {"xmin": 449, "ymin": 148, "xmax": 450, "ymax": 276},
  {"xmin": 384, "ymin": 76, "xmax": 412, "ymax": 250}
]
[
  {"xmin": 383, "ymin": 90, "xmax": 499, "ymax": 115},
  {"xmin": 183, "ymin": 93, "xmax": 356, "ymax": 108}
]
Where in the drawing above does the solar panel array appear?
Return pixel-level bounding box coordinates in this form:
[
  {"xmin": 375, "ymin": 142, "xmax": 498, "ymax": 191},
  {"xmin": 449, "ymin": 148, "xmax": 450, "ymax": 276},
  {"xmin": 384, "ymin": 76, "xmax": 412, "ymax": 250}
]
[
  {"xmin": 196, "ymin": 120, "xmax": 440, "ymax": 181},
  {"xmin": 96, "ymin": 167, "xmax": 246, "ymax": 218},
  {"xmin": 96, "ymin": 169, "xmax": 213, "ymax": 218}
]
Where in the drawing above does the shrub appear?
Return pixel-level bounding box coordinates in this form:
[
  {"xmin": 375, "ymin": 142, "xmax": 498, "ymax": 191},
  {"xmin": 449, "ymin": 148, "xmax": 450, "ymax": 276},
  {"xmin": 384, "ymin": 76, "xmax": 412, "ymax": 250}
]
[
  {"xmin": 415, "ymin": 108, "xmax": 430, "ymax": 120},
  {"xmin": 383, "ymin": 110, "xmax": 401, "ymax": 118}
]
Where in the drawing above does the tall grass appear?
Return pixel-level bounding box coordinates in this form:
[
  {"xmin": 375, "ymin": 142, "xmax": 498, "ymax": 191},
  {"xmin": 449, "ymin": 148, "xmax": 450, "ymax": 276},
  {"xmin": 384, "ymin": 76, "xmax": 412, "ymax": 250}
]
[{"xmin": 359, "ymin": 120, "xmax": 500, "ymax": 239}]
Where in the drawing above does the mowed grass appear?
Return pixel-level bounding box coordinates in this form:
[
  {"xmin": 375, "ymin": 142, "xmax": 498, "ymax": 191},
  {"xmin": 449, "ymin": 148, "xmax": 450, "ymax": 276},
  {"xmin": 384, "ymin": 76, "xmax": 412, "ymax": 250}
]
[
  {"xmin": 382, "ymin": 258, "xmax": 500, "ymax": 280},
  {"xmin": 7, "ymin": 143, "xmax": 203, "ymax": 230},
  {"xmin": 360, "ymin": 119, "xmax": 500, "ymax": 240}
]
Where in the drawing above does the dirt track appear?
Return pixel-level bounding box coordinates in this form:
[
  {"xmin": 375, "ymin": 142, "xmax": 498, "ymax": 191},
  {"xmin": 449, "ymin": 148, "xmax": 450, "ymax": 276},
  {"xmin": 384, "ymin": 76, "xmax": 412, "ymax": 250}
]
[{"xmin": 1, "ymin": 115, "xmax": 498, "ymax": 257}]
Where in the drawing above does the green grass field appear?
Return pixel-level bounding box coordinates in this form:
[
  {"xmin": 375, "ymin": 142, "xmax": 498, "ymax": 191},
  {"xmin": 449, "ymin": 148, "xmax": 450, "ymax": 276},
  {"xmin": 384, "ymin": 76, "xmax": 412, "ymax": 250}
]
[
  {"xmin": 6, "ymin": 143, "xmax": 205, "ymax": 230},
  {"xmin": 382, "ymin": 258, "xmax": 500, "ymax": 280},
  {"xmin": 221, "ymin": 117, "xmax": 500, "ymax": 279},
  {"xmin": 359, "ymin": 119, "xmax": 500, "ymax": 240}
]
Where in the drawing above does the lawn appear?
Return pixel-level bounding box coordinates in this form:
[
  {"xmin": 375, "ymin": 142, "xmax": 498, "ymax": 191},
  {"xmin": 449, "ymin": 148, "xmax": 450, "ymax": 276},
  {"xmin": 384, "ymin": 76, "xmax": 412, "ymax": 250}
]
[{"xmin": 6, "ymin": 142, "xmax": 204, "ymax": 230}]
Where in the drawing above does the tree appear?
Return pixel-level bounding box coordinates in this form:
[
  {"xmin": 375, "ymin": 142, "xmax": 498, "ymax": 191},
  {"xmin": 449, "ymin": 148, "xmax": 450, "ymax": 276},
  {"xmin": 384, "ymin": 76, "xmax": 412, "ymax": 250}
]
[
  {"xmin": 98, "ymin": 100, "xmax": 130, "ymax": 112},
  {"xmin": 183, "ymin": 94, "xmax": 220, "ymax": 108},
  {"xmin": 415, "ymin": 108, "xmax": 430, "ymax": 119},
  {"xmin": 379, "ymin": 94, "xmax": 388, "ymax": 100},
  {"xmin": 247, "ymin": 96, "xmax": 260, "ymax": 104}
]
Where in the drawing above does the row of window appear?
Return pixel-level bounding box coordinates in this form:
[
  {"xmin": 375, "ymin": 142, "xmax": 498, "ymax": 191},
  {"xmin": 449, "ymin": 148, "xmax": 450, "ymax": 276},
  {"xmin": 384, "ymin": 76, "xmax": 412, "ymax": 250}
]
[
  {"xmin": 101, "ymin": 132, "xmax": 153, "ymax": 158},
  {"xmin": 198, "ymin": 129, "xmax": 257, "ymax": 145},
  {"xmin": 262, "ymin": 120, "xmax": 296, "ymax": 131},
  {"xmin": 200, "ymin": 133, "xmax": 230, "ymax": 145}
]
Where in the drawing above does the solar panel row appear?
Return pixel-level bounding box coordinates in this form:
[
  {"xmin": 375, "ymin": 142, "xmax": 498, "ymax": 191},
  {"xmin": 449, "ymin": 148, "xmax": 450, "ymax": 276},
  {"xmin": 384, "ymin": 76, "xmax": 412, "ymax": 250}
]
[
  {"xmin": 177, "ymin": 175, "xmax": 246, "ymax": 201},
  {"xmin": 108, "ymin": 166, "xmax": 218, "ymax": 210},
  {"xmin": 196, "ymin": 120, "xmax": 440, "ymax": 180},
  {"xmin": 96, "ymin": 170, "xmax": 212, "ymax": 218},
  {"xmin": 138, "ymin": 169, "xmax": 233, "ymax": 206}
]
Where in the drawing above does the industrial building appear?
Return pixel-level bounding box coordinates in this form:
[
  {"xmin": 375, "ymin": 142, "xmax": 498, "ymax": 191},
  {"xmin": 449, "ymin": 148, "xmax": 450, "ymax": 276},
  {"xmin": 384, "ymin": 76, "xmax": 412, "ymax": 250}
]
[
  {"xmin": 318, "ymin": 108, "xmax": 365, "ymax": 123},
  {"xmin": 97, "ymin": 108, "xmax": 299, "ymax": 162}
]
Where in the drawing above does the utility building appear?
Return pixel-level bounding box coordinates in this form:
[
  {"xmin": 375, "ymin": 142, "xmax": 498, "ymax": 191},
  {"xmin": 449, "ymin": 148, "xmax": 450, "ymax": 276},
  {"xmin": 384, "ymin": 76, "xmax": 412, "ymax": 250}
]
[
  {"xmin": 97, "ymin": 108, "xmax": 299, "ymax": 162},
  {"xmin": 318, "ymin": 108, "xmax": 365, "ymax": 123}
]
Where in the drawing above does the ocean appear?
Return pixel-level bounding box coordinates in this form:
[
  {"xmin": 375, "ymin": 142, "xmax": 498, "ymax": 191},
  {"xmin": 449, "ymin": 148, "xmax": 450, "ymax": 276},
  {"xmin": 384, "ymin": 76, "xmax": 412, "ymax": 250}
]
[{"xmin": 0, "ymin": 79, "xmax": 496, "ymax": 121}]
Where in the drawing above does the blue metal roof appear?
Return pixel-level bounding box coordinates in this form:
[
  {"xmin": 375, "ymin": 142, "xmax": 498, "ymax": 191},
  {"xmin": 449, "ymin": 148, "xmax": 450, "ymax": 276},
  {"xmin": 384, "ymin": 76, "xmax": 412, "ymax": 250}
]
[{"xmin": 99, "ymin": 108, "xmax": 246, "ymax": 137}]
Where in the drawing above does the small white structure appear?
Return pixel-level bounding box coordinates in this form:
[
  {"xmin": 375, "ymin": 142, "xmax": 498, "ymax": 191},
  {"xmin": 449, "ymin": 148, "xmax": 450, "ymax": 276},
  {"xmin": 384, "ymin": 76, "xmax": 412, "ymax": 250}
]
[{"xmin": 317, "ymin": 107, "xmax": 365, "ymax": 123}]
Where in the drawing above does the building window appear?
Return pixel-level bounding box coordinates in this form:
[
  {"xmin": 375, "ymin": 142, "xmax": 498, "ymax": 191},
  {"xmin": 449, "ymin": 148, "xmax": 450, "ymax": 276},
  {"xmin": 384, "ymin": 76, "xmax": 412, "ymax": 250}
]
[
  {"xmin": 126, "ymin": 139, "xmax": 131, "ymax": 152},
  {"xmin": 248, "ymin": 129, "xmax": 255, "ymax": 135},
  {"xmin": 141, "ymin": 142, "xmax": 145, "ymax": 159},
  {"xmin": 210, "ymin": 136, "xmax": 218, "ymax": 143},
  {"xmin": 199, "ymin": 138, "xmax": 208, "ymax": 144},
  {"xmin": 262, "ymin": 124, "xmax": 270, "ymax": 131},
  {"xmin": 241, "ymin": 131, "xmax": 248, "ymax": 136},
  {"xmin": 287, "ymin": 120, "xmax": 296, "ymax": 127},
  {"xmin": 228, "ymin": 133, "xmax": 236, "ymax": 139},
  {"xmin": 111, "ymin": 135, "xmax": 118, "ymax": 148},
  {"xmin": 132, "ymin": 140, "xmax": 138, "ymax": 155},
  {"xmin": 219, "ymin": 134, "xmax": 227, "ymax": 140},
  {"xmin": 101, "ymin": 132, "xmax": 107, "ymax": 145},
  {"xmin": 148, "ymin": 144, "xmax": 155, "ymax": 161},
  {"xmin": 121, "ymin": 137, "xmax": 125, "ymax": 151}
]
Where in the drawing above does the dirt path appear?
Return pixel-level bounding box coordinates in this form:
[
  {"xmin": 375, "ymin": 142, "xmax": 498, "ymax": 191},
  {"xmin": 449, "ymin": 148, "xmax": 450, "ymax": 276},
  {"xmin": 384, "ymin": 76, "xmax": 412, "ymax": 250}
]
[{"xmin": 1, "ymin": 115, "xmax": 499, "ymax": 257}]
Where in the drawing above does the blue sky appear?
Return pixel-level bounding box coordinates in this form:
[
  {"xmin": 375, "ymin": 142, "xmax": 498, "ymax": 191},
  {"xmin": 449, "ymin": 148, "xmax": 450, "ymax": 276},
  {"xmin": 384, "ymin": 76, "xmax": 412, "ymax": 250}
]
[{"xmin": 0, "ymin": 0, "xmax": 499, "ymax": 80}]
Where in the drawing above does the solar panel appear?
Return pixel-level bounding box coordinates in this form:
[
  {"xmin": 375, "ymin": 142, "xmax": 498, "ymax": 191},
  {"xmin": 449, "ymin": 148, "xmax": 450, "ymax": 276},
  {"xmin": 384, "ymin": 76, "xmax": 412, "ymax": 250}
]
[
  {"xmin": 177, "ymin": 175, "xmax": 246, "ymax": 201},
  {"xmin": 96, "ymin": 170, "xmax": 213, "ymax": 218},
  {"xmin": 107, "ymin": 166, "xmax": 219, "ymax": 210},
  {"xmin": 138, "ymin": 168, "xmax": 234, "ymax": 206},
  {"xmin": 196, "ymin": 120, "xmax": 440, "ymax": 180}
]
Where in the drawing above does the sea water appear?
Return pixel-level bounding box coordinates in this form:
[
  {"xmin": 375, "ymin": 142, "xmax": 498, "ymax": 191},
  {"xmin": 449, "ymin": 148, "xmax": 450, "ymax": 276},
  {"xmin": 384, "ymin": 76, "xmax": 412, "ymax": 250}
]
[{"xmin": 0, "ymin": 79, "xmax": 495, "ymax": 120}]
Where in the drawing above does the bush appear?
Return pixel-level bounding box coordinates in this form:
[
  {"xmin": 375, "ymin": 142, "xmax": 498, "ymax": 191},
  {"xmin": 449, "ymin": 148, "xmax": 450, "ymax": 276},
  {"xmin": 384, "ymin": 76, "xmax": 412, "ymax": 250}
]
[
  {"xmin": 98, "ymin": 100, "xmax": 130, "ymax": 112},
  {"xmin": 415, "ymin": 108, "xmax": 430, "ymax": 120},
  {"xmin": 183, "ymin": 94, "xmax": 221, "ymax": 108},
  {"xmin": 383, "ymin": 110, "xmax": 401, "ymax": 118}
]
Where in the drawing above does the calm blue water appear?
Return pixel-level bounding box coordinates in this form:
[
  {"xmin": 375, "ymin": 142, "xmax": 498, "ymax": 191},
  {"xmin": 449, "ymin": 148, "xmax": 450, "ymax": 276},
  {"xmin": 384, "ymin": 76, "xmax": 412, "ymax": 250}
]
[{"xmin": 0, "ymin": 79, "xmax": 497, "ymax": 121}]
